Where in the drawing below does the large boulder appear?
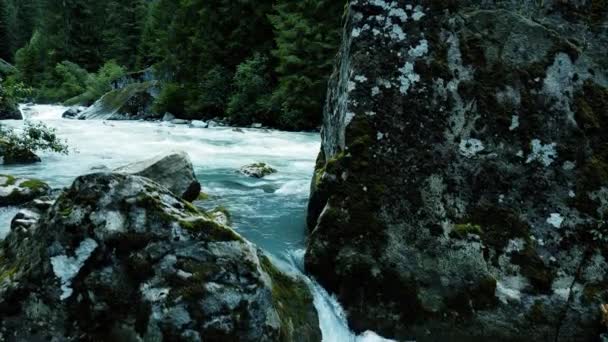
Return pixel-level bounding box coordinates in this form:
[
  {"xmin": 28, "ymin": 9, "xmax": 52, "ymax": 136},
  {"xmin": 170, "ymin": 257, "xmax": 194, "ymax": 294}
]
[
  {"xmin": 307, "ymin": 1, "xmax": 608, "ymax": 340},
  {"xmin": 114, "ymin": 151, "xmax": 201, "ymax": 202},
  {"xmin": 0, "ymin": 175, "xmax": 50, "ymax": 206},
  {"xmin": 0, "ymin": 83, "xmax": 21, "ymax": 120},
  {"xmin": 77, "ymin": 81, "xmax": 160, "ymax": 120},
  {"xmin": 0, "ymin": 172, "xmax": 321, "ymax": 341}
]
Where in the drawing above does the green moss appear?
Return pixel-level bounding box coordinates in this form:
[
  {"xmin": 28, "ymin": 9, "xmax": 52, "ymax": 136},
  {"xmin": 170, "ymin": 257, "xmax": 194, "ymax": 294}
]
[
  {"xmin": 0, "ymin": 175, "xmax": 16, "ymax": 186},
  {"xmin": 196, "ymin": 192, "xmax": 210, "ymax": 201},
  {"xmin": 260, "ymin": 256, "xmax": 315, "ymax": 341},
  {"xmin": 450, "ymin": 223, "xmax": 482, "ymax": 239},
  {"xmin": 574, "ymin": 81, "xmax": 608, "ymax": 133},
  {"xmin": 19, "ymin": 179, "xmax": 47, "ymax": 191},
  {"xmin": 178, "ymin": 218, "xmax": 242, "ymax": 242},
  {"xmin": 98, "ymin": 81, "xmax": 155, "ymax": 114}
]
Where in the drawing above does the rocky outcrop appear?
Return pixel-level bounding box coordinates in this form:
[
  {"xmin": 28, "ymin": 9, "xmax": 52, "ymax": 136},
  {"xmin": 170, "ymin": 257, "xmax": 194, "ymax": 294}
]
[
  {"xmin": 0, "ymin": 83, "xmax": 21, "ymax": 120},
  {"xmin": 240, "ymin": 163, "xmax": 278, "ymax": 178},
  {"xmin": 0, "ymin": 175, "xmax": 49, "ymax": 206},
  {"xmin": 114, "ymin": 151, "xmax": 202, "ymax": 202},
  {"xmin": 0, "ymin": 172, "xmax": 321, "ymax": 341},
  {"xmin": 307, "ymin": 1, "xmax": 608, "ymax": 340},
  {"xmin": 62, "ymin": 106, "xmax": 85, "ymax": 119},
  {"xmin": 77, "ymin": 81, "xmax": 160, "ymax": 120}
]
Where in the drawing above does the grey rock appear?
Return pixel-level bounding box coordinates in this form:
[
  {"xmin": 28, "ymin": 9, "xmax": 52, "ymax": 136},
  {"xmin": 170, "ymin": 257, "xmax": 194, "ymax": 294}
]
[
  {"xmin": 114, "ymin": 151, "xmax": 201, "ymax": 202},
  {"xmin": 162, "ymin": 112, "xmax": 176, "ymax": 121},
  {"xmin": 171, "ymin": 119, "xmax": 190, "ymax": 125},
  {"xmin": 61, "ymin": 107, "xmax": 84, "ymax": 119},
  {"xmin": 0, "ymin": 172, "xmax": 321, "ymax": 341},
  {"xmin": 189, "ymin": 120, "xmax": 208, "ymax": 128},
  {"xmin": 0, "ymin": 175, "xmax": 49, "ymax": 207},
  {"xmin": 239, "ymin": 163, "xmax": 277, "ymax": 178},
  {"xmin": 251, "ymin": 123, "xmax": 263, "ymax": 129},
  {"xmin": 77, "ymin": 81, "xmax": 160, "ymax": 120},
  {"xmin": 307, "ymin": 1, "xmax": 608, "ymax": 340}
]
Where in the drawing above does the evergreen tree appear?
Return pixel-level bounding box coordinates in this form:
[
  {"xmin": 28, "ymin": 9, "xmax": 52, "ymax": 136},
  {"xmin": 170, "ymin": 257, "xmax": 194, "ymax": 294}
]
[
  {"xmin": 269, "ymin": 0, "xmax": 343, "ymax": 129},
  {"xmin": 0, "ymin": 0, "xmax": 12, "ymax": 61},
  {"xmin": 102, "ymin": 0, "xmax": 146, "ymax": 68}
]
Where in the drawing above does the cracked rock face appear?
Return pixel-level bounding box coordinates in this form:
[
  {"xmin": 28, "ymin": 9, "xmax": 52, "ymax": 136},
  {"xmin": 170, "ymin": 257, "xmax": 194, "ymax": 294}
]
[
  {"xmin": 0, "ymin": 173, "xmax": 320, "ymax": 341},
  {"xmin": 307, "ymin": 0, "xmax": 608, "ymax": 340}
]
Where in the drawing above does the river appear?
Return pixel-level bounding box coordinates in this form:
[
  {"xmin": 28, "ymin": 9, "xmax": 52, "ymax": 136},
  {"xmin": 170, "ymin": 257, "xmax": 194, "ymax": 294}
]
[{"xmin": 0, "ymin": 104, "xmax": 393, "ymax": 342}]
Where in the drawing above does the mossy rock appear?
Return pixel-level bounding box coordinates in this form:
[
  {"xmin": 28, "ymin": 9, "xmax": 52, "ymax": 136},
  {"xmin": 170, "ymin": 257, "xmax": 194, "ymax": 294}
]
[{"xmin": 0, "ymin": 175, "xmax": 50, "ymax": 207}]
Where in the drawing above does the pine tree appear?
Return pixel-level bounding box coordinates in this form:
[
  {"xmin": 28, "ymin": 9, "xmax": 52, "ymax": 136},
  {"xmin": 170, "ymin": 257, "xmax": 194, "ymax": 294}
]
[
  {"xmin": 269, "ymin": 0, "xmax": 343, "ymax": 129},
  {"xmin": 0, "ymin": 0, "xmax": 12, "ymax": 61},
  {"xmin": 102, "ymin": 0, "xmax": 146, "ymax": 68}
]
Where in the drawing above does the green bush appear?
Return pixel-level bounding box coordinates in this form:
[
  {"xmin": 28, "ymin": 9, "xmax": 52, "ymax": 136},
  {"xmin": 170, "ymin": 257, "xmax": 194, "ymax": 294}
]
[
  {"xmin": 153, "ymin": 82, "xmax": 186, "ymax": 115},
  {"xmin": 37, "ymin": 61, "xmax": 89, "ymax": 103},
  {"xmin": 227, "ymin": 53, "xmax": 276, "ymax": 125},
  {"xmin": 64, "ymin": 60, "xmax": 126, "ymax": 106},
  {"xmin": 185, "ymin": 66, "xmax": 232, "ymax": 118},
  {"xmin": 0, "ymin": 121, "xmax": 69, "ymax": 163}
]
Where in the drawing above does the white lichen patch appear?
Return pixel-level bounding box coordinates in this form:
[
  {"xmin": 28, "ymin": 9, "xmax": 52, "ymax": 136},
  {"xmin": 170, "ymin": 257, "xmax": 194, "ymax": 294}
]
[
  {"xmin": 547, "ymin": 213, "xmax": 564, "ymax": 228},
  {"xmin": 509, "ymin": 115, "xmax": 520, "ymax": 131},
  {"xmin": 526, "ymin": 139, "xmax": 557, "ymax": 167},
  {"xmin": 354, "ymin": 75, "xmax": 368, "ymax": 83},
  {"xmin": 459, "ymin": 139, "xmax": 485, "ymax": 158},
  {"xmin": 398, "ymin": 62, "xmax": 420, "ymax": 94},
  {"xmin": 345, "ymin": 112, "xmax": 356, "ymax": 126},
  {"xmin": 372, "ymin": 86, "xmax": 381, "ymax": 96},
  {"xmin": 140, "ymin": 282, "xmax": 170, "ymax": 302},
  {"xmin": 412, "ymin": 5, "xmax": 425, "ymax": 21},
  {"xmin": 377, "ymin": 132, "xmax": 384, "ymax": 141},
  {"xmin": 388, "ymin": 7, "xmax": 407, "ymax": 22},
  {"xmin": 51, "ymin": 238, "xmax": 99, "ymax": 300},
  {"xmin": 496, "ymin": 279, "xmax": 522, "ymax": 304},
  {"xmin": 408, "ymin": 39, "xmax": 429, "ymax": 58}
]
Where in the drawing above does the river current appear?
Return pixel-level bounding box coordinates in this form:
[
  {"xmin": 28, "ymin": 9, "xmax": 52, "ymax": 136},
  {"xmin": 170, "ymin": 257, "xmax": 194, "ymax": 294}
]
[{"xmin": 0, "ymin": 104, "xmax": 393, "ymax": 342}]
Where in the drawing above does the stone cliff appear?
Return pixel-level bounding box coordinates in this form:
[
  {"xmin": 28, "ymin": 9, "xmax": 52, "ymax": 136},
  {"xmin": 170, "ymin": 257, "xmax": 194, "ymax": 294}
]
[{"xmin": 307, "ymin": 0, "xmax": 608, "ymax": 340}]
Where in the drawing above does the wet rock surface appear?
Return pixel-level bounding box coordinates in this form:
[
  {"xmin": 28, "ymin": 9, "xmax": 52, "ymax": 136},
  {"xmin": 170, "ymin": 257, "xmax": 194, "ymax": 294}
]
[
  {"xmin": 0, "ymin": 172, "xmax": 320, "ymax": 341},
  {"xmin": 240, "ymin": 163, "xmax": 278, "ymax": 179},
  {"xmin": 114, "ymin": 151, "xmax": 202, "ymax": 202},
  {"xmin": 307, "ymin": 0, "xmax": 608, "ymax": 340},
  {"xmin": 0, "ymin": 175, "xmax": 49, "ymax": 207}
]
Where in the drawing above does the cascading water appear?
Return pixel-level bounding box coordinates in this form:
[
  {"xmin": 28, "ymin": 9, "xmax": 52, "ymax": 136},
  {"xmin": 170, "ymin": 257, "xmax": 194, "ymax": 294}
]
[{"xmin": 0, "ymin": 104, "xmax": 394, "ymax": 341}]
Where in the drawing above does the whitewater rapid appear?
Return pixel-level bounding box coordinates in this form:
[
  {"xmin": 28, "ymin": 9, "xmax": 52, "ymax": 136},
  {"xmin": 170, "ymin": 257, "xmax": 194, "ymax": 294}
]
[{"xmin": 0, "ymin": 104, "xmax": 394, "ymax": 342}]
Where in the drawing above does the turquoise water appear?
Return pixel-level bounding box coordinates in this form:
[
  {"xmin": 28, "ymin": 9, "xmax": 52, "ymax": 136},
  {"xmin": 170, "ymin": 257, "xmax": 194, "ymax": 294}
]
[{"xmin": 0, "ymin": 104, "xmax": 394, "ymax": 342}]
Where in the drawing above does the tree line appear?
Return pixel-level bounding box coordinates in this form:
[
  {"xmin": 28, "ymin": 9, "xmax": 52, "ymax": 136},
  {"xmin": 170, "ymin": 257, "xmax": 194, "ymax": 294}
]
[{"xmin": 0, "ymin": 0, "xmax": 344, "ymax": 130}]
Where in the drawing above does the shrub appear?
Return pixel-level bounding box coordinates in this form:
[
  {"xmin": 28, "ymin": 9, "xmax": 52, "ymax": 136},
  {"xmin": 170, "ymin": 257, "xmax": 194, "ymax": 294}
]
[
  {"xmin": 0, "ymin": 121, "xmax": 69, "ymax": 162},
  {"xmin": 153, "ymin": 82, "xmax": 186, "ymax": 116},
  {"xmin": 227, "ymin": 53, "xmax": 276, "ymax": 125},
  {"xmin": 65, "ymin": 60, "xmax": 126, "ymax": 106}
]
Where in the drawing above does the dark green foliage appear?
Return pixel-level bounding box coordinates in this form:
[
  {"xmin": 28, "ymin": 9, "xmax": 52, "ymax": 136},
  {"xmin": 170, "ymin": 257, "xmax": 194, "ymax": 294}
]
[
  {"xmin": 269, "ymin": 0, "xmax": 343, "ymax": 130},
  {"xmin": 4, "ymin": 0, "xmax": 345, "ymax": 130},
  {"xmin": 227, "ymin": 53, "xmax": 276, "ymax": 125}
]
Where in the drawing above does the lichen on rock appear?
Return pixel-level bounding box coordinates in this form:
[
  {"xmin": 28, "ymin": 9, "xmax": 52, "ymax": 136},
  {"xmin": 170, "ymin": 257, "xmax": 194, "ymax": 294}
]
[
  {"xmin": 307, "ymin": 0, "xmax": 608, "ymax": 340},
  {"xmin": 0, "ymin": 171, "xmax": 320, "ymax": 341}
]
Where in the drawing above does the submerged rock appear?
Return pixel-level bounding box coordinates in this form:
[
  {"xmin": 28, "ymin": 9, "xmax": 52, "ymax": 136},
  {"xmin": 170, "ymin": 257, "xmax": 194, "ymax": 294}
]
[
  {"xmin": 0, "ymin": 172, "xmax": 321, "ymax": 341},
  {"xmin": 307, "ymin": 1, "xmax": 608, "ymax": 340},
  {"xmin": 0, "ymin": 175, "xmax": 49, "ymax": 206},
  {"xmin": 240, "ymin": 163, "xmax": 278, "ymax": 178},
  {"xmin": 61, "ymin": 106, "xmax": 84, "ymax": 119},
  {"xmin": 114, "ymin": 151, "xmax": 201, "ymax": 202}
]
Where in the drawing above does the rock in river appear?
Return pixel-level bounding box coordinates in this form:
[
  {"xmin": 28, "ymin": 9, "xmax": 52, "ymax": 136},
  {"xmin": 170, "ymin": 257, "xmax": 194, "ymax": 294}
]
[
  {"xmin": 240, "ymin": 163, "xmax": 277, "ymax": 178},
  {"xmin": 115, "ymin": 151, "xmax": 202, "ymax": 202},
  {"xmin": 0, "ymin": 172, "xmax": 321, "ymax": 341},
  {"xmin": 307, "ymin": 0, "xmax": 608, "ymax": 340},
  {"xmin": 0, "ymin": 174, "xmax": 49, "ymax": 206}
]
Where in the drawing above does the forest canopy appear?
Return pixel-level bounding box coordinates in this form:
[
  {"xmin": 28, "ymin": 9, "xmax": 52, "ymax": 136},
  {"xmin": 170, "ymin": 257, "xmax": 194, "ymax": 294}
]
[{"xmin": 0, "ymin": 0, "xmax": 344, "ymax": 130}]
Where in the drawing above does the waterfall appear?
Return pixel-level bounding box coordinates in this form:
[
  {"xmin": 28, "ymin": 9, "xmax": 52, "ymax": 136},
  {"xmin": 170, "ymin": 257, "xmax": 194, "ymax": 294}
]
[{"xmin": 283, "ymin": 249, "xmax": 396, "ymax": 342}]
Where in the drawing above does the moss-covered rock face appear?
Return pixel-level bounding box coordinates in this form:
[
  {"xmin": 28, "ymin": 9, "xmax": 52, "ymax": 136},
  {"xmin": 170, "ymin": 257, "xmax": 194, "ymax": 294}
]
[
  {"xmin": 306, "ymin": 0, "xmax": 608, "ymax": 340},
  {"xmin": 0, "ymin": 172, "xmax": 320, "ymax": 341},
  {"xmin": 77, "ymin": 81, "xmax": 160, "ymax": 120},
  {"xmin": 0, "ymin": 175, "xmax": 49, "ymax": 206}
]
